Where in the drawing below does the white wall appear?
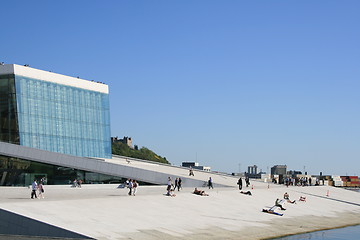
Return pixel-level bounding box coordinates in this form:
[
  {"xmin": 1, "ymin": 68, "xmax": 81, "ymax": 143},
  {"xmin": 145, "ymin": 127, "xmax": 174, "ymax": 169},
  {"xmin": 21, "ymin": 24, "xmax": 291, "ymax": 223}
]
[{"xmin": 0, "ymin": 64, "xmax": 109, "ymax": 94}]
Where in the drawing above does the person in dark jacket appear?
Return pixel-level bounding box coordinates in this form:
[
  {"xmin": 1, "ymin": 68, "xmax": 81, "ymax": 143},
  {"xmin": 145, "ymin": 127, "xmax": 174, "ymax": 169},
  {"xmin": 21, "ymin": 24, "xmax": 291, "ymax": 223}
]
[
  {"xmin": 208, "ymin": 177, "xmax": 213, "ymax": 189},
  {"xmin": 237, "ymin": 177, "xmax": 243, "ymax": 190}
]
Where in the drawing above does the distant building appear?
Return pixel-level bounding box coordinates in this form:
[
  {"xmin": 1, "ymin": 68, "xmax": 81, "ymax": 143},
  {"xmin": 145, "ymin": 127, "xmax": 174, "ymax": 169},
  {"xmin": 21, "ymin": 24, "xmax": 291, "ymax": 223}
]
[
  {"xmin": 199, "ymin": 166, "xmax": 211, "ymax": 172},
  {"xmin": 271, "ymin": 165, "xmax": 287, "ymax": 175},
  {"xmin": 111, "ymin": 136, "xmax": 133, "ymax": 148},
  {"xmin": 248, "ymin": 165, "xmax": 258, "ymax": 175},
  {"xmin": 182, "ymin": 162, "xmax": 211, "ymax": 172},
  {"xmin": 246, "ymin": 165, "xmax": 265, "ymax": 179},
  {"xmin": 182, "ymin": 162, "xmax": 199, "ymax": 168},
  {"xmin": 287, "ymin": 170, "xmax": 302, "ymax": 177}
]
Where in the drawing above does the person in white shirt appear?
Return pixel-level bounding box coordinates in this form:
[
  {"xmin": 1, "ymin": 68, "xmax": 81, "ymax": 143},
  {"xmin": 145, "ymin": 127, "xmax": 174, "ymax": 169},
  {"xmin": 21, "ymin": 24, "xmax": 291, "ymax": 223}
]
[
  {"xmin": 167, "ymin": 177, "xmax": 172, "ymax": 195},
  {"xmin": 128, "ymin": 179, "xmax": 133, "ymax": 195},
  {"xmin": 31, "ymin": 180, "xmax": 38, "ymax": 199}
]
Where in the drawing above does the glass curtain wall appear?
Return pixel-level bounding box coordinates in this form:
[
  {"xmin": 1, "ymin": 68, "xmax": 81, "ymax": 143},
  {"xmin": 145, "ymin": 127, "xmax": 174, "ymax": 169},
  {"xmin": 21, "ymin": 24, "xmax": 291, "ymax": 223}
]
[
  {"xmin": 0, "ymin": 154, "xmax": 124, "ymax": 186},
  {"xmin": 0, "ymin": 74, "xmax": 19, "ymax": 144},
  {"xmin": 15, "ymin": 76, "xmax": 111, "ymax": 158}
]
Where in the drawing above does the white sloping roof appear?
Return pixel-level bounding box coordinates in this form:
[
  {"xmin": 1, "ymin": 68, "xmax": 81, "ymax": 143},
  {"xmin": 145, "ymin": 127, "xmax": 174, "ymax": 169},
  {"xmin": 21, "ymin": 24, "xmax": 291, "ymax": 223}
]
[{"xmin": 0, "ymin": 64, "xmax": 108, "ymax": 94}]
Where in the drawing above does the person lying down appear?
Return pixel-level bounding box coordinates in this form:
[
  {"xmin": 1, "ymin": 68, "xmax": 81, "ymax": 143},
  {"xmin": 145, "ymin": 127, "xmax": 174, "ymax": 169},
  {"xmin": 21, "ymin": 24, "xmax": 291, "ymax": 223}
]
[{"xmin": 193, "ymin": 188, "xmax": 209, "ymax": 196}]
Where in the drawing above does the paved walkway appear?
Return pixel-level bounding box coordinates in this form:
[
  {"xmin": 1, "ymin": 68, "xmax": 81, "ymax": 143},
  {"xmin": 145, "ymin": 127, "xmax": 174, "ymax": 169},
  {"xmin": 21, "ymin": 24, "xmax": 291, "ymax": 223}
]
[{"xmin": 1, "ymin": 182, "xmax": 359, "ymax": 240}]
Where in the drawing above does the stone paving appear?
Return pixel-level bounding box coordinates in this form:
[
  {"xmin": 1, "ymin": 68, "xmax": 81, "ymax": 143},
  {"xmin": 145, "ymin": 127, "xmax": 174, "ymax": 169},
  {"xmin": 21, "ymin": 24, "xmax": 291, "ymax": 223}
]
[{"xmin": 1, "ymin": 181, "xmax": 359, "ymax": 239}]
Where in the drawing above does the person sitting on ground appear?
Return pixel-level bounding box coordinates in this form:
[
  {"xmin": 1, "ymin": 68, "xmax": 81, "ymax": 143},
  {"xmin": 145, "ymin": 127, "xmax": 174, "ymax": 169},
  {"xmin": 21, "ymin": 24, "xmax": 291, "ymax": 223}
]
[
  {"xmin": 240, "ymin": 191, "xmax": 252, "ymax": 195},
  {"xmin": 283, "ymin": 192, "xmax": 296, "ymax": 203},
  {"xmin": 193, "ymin": 188, "xmax": 209, "ymax": 196},
  {"xmin": 275, "ymin": 198, "xmax": 286, "ymax": 210},
  {"xmin": 284, "ymin": 192, "xmax": 289, "ymax": 199},
  {"xmin": 168, "ymin": 189, "xmax": 176, "ymax": 197}
]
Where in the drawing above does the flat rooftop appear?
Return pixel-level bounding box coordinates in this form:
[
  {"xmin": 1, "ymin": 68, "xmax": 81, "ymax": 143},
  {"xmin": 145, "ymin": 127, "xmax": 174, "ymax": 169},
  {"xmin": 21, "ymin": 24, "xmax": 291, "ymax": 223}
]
[{"xmin": 0, "ymin": 64, "xmax": 108, "ymax": 94}]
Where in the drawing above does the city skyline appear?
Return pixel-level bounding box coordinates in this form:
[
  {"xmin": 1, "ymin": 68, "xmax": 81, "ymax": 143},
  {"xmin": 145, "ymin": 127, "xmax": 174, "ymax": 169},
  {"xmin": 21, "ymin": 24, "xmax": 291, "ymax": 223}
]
[{"xmin": 1, "ymin": 1, "xmax": 359, "ymax": 176}]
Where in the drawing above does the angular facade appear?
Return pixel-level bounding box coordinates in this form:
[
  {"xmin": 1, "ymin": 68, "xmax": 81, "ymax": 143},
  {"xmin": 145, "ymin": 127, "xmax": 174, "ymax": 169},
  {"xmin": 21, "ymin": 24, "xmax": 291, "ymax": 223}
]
[{"xmin": 0, "ymin": 64, "xmax": 111, "ymax": 159}]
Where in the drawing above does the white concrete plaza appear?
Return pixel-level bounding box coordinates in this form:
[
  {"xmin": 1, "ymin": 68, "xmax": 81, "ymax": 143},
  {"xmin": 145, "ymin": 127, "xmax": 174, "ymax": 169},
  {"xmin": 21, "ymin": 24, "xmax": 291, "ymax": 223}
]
[{"xmin": 1, "ymin": 180, "xmax": 359, "ymax": 240}]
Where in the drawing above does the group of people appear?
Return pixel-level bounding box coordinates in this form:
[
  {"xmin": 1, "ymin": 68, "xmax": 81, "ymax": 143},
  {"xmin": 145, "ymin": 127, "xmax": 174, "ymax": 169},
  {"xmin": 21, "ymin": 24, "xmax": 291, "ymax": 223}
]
[
  {"xmin": 237, "ymin": 177, "xmax": 250, "ymax": 190},
  {"xmin": 166, "ymin": 177, "xmax": 183, "ymax": 196},
  {"xmin": 31, "ymin": 179, "xmax": 45, "ymax": 199},
  {"xmin": 165, "ymin": 176, "xmax": 217, "ymax": 196},
  {"xmin": 263, "ymin": 191, "xmax": 301, "ymax": 215},
  {"xmin": 29, "ymin": 175, "xmax": 310, "ymax": 211},
  {"xmin": 71, "ymin": 179, "xmax": 82, "ymax": 188},
  {"xmin": 276, "ymin": 176, "xmax": 320, "ymax": 187},
  {"xmin": 127, "ymin": 179, "xmax": 139, "ymax": 196},
  {"xmin": 274, "ymin": 192, "xmax": 298, "ymax": 211}
]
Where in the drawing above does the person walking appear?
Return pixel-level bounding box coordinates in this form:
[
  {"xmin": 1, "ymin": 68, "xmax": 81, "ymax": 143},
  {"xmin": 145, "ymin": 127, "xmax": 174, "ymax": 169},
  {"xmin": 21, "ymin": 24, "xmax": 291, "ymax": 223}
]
[
  {"xmin": 77, "ymin": 179, "xmax": 82, "ymax": 188},
  {"xmin": 132, "ymin": 180, "xmax": 138, "ymax": 196},
  {"xmin": 128, "ymin": 179, "xmax": 133, "ymax": 195},
  {"xmin": 208, "ymin": 177, "xmax": 213, "ymax": 189},
  {"xmin": 189, "ymin": 167, "xmax": 194, "ymax": 176},
  {"xmin": 237, "ymin": 177, "xmax": 243, "ymax": 190},
  {"xmin": 245, "ymin": 177, "xmax": 250, "ymax": 187},
  {"xmin": 72, "ymin": 179, "xmax": 77, "ymax": 188},
  {"xmin": 174, "ymin": 178, "xmax": 178, "ymax": 191},
  {"xmin": 37, "ymin": 181, "xmax": 45, "ymax": 199},
  {"xmin": 177, "ymin": 178, "xmax": 182, "ymax": 191},
  {"xmin": 31, "ymin": 179, "xmax": 38, "ymax": 199}
]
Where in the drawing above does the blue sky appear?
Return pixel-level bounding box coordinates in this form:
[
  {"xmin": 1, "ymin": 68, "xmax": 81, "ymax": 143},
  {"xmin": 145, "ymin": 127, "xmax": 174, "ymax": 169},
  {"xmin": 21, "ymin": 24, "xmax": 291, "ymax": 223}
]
[{"xmin": 1, "ymin": 1, "xmax": 359, "ymax": 175}]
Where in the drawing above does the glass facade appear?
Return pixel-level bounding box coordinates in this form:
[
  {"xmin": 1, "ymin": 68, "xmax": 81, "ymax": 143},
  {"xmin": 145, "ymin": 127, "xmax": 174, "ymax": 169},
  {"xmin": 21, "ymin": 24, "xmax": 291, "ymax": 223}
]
[
  {"xmin": 0, "ymin": 74, "xmax": 111, "ymax": 159},
  {"xmin": 0, "ymin": 154, "xmax": 124, "ymax": 186},
  {"xmin": 0, "ymin": 74, "xmax": 19, "ymax": 144}
]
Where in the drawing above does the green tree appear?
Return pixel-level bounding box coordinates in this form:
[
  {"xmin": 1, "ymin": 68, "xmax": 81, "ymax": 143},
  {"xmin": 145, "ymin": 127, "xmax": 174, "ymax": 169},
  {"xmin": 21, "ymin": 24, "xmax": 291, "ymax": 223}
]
[{"xmin": 112, "ymin": 142, "xmax": 169, "ymax": 164}]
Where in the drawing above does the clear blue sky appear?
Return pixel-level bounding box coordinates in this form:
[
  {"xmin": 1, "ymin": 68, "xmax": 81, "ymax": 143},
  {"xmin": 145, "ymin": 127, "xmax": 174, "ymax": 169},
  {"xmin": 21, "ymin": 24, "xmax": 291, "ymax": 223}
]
[{"xmin": 1, "ymin": 1, "xmax": 359, "ymax": 176}]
